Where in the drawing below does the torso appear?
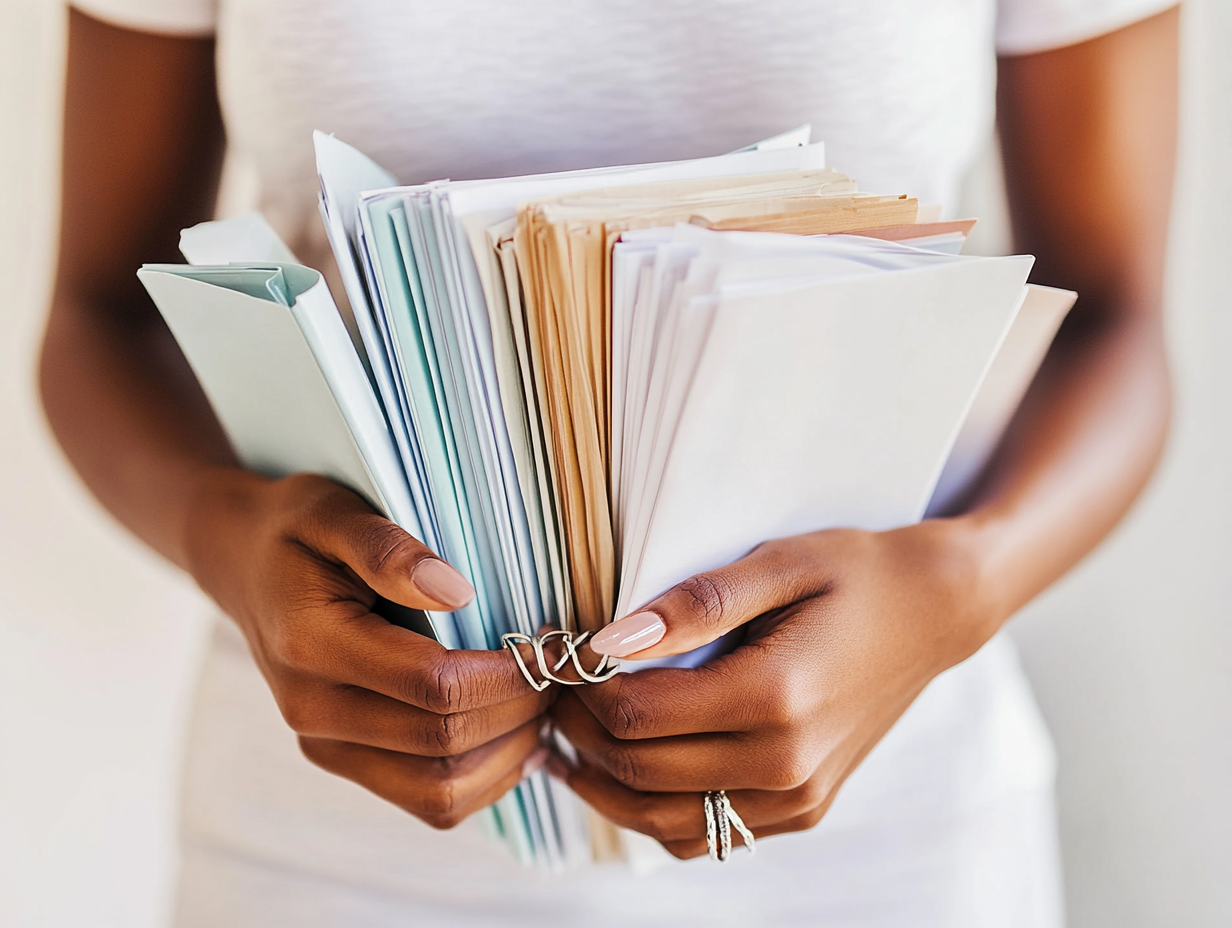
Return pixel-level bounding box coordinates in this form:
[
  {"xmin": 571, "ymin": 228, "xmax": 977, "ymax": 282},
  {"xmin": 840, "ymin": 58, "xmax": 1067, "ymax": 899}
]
[
  {"xmin": 214, "ymin": 0, "xmax": 996, "ymax": 252},
  {"xmin": 182, "ymin": 4, "xmax": 1059, "ymax": 923}
]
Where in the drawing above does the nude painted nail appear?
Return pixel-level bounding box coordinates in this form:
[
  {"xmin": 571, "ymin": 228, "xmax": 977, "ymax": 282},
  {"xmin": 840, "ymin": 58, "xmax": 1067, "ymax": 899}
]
[
  {"xmin": 589, "ymin": 611, "xmax": 666, "ymax": 657},
  {"xmin": 411, "ymin": 558, "xmax": 475, "ymax": 609},
  {"xmin": 522, "ymin": 746, "xmax": 550, "ymax": 780}
]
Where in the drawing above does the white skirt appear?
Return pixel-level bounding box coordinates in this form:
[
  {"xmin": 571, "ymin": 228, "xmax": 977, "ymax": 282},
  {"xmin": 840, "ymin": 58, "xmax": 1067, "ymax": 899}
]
[{"xmin": 173, "ymin": 620, "xmax": 1064, "ymax": 928}]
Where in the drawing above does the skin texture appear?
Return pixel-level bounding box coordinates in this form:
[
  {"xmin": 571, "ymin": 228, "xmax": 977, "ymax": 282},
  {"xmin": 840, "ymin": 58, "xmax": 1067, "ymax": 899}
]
[{"xmin": 42, "ymin": 6, "xmax": 1176, "ymax": 853}]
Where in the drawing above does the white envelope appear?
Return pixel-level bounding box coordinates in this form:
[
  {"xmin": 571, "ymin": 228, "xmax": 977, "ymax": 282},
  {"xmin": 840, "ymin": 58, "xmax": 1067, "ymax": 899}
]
[{"xmin": 617, "ymin": 251, "xmax": 1036, "ymax": 640}]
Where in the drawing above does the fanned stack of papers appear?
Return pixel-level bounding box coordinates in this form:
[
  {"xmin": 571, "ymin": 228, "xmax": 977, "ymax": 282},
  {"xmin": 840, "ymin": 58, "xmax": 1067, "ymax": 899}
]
[{"xmin": 137, "ymin": 127, "xmax": 1075, "ymax": 867}]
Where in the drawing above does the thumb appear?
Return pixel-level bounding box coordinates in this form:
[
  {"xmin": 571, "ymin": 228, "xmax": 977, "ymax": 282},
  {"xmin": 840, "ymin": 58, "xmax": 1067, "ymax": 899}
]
[
  {"xmin": 589, "ymin": 539, "xmax": 826, "ymax": 660},
  {"xmin": 299, "ymin": 484, "xmax": 476, "ymax": 612}
]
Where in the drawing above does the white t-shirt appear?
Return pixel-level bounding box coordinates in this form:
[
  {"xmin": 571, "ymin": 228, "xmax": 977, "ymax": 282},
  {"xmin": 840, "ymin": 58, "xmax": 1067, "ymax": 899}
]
[
  {"xmin": 78, "ymin": 0, "xmax": 1175, "ymax": 262},
  {"xmin": 69, "ymin": 1, "xmax": 1174, "ymax": 925}
]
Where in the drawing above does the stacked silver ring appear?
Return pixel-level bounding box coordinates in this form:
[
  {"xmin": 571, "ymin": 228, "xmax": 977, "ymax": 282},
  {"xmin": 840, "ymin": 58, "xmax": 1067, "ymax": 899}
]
[
  {"xmin": 505, "ymin": 632, "xmax": 755, "ymax": 865},
  {"xmin": 703, "ymin": 790, "xmax": 756, "ymax": 862},
  {"xmin": 502, "ymin": 629, "xmax": 620, "ymax": 690}
]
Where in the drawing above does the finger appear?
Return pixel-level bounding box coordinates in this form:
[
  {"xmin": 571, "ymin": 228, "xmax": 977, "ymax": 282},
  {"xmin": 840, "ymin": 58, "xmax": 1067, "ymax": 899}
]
[
  {"xmin": 553, "ymin": 753, "xmax": 831, "ymax": 844},
  {"xmin": 552, "ymin": 690, "xmax": 808, "ymax": 792},
  {"xmin": 291, "ymin": 477, "xmax": 475, "ymax": 612},
  {"xmin": 558, "ymin": 670, "xmax": 923, "ymax": 794},
  {"xmin": 279, "ymin": 609, "xmax": 544, "ymax": 712},
  {"xmin": 589, "ymin": 535, "xmax": 835, "ymax": 660},
  {"xmin": 660, "ymin": 807, "xmax": 829, "ymax": 860},
  {"xmin": 298, "ymin": 720, "xmax": 543, "ymax": 829},
  {"xmin": 567, "ymin": 641, "xmax": 786, "ymax": 739},
  {"xmin": 282, "ymin": 678, "xmax": 553, "ymax": 757}
]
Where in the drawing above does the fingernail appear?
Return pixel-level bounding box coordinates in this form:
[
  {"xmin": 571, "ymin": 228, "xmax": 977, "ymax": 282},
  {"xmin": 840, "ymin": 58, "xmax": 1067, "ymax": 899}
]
[
  {"xmin": 589, "ymin": 611, "xmax": 665, "ymax": 657},
  {"xmin": 522, "ymin": 746, "xmax": 550, "ymax": 780},
  {"xmin": 411, "ymin": 558, "xmax": 475, "ymax": 609}
]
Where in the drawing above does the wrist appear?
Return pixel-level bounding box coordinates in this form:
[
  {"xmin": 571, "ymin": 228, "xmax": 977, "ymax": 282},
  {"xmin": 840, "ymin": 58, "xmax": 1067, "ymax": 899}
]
[
  {"xmin": 902, "ymin": 514, "xmax": 1011, "ymax": 662},
  {"xmin": 181, "ymin": 465, "xmax": 273, "ymax": 614},
  {"xmin": 930, "ymin": 510, "xmax": 1017, "ymax": 643}
]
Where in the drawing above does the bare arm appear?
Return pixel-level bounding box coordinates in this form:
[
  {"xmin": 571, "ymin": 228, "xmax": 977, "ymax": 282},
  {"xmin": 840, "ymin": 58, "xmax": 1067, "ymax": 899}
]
[
  {"xmin": 41, "ymin": 9, "xmax": 231, "ymax": 566},
  {"xmin": 41, "ymin": 8, "xmax": 548, "ymax": 829},
  {"xmin": 556, "ymin": 9, "xmax": 1178, "ymax": 858},
  {"xmin": 979, "ymin": 6, "xmax": 1176, "ymax": 615}
]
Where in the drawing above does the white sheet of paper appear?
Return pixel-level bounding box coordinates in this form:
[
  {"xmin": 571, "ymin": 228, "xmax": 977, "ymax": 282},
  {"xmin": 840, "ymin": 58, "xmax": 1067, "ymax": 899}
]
[{"xmin": 179, "ymin": 210, "xmax": 298, "ymax": 266}]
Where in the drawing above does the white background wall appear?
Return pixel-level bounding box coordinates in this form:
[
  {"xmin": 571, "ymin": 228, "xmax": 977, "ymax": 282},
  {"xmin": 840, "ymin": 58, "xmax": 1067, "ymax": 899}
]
[{"xmin": 1, "ymin": 2, "xmax": 1228, "ymax": 926}]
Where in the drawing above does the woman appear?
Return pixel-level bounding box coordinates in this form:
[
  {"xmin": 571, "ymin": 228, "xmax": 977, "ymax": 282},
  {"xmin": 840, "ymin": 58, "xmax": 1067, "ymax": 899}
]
[{"xmin": 42, "ymin": 1, "xmax": 1178, "ymax": 925}]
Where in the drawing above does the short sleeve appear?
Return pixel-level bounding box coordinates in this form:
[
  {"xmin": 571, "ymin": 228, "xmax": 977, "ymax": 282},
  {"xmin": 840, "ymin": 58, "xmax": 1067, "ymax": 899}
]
[
  {"xmin": 996, "ymin": 0, "xmax": 1178, "ymax": 55},
  {"xmin": 71, "ymin": 0, "xmax": 216, "ymax": 36}
]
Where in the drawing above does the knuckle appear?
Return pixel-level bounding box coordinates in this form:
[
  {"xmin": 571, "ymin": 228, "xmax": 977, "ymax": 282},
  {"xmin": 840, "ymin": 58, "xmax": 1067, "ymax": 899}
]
[
  {"xmin": 677, "ymin": 571, "xmax": 736, "ymax": 631},
  {"xmin": 269, "ymin": 624, "xmax": 317, "ymax": 672},
  {"xmin": 390, "ymin": 652, "xmax": 468, "ymax": 714},
  {"xmin": 415, "ymin": 654, "xmax": 466, "ymax": 714},
  {"xmin": 425, "ymin": 711, "xmax": 472, "ymax": 756},
  {"xmin": 767, "ymin": 742, "xmax": 816, "ymax": 790},
  {"xmin": 422, "ymin": 812, "xmax": 465, "ymax": 831},
  {"xmin": 296, "ymin": 735, "xmax": 335, "ymax": 769},
  {"xmin": 262, "ymin": 611, "xmax": 338, "ymax": 678},
  {"xmin": 416, "ymin": 766, "xmax": 464, "ymax": 827},
  {"xmin": 418, "ymin": 780, "xmax": 456, "ymax": 818},
  {"xmin": 762, "ymin": 681, "xmax": 812, "ymax": 730},
  {"xmin": 600, "ymin": 680, "xmax": 656, "ymax": 740},
  {"xmin": 790, "ymin": 775, "xmax": 830, "ymax": 812},
  {"xmin": 630, "ymin": 801, "xmax": 670, "ymax": 844},
  {"xmin": 602, "ymin": 742, "xmax": 644, "ymax": 789},
  {"xmin": 800, "ymin": 803, "xmax": 828, "ymax": 830},
  {"xmin": 362, "ymin": 520, "xmax": 423, "ymax": 577},
  {"xmin": 663, "ymin": 840, "xmax": 703, "ymax": 860},
  {"xmin": 277, "ymin": 685, "xmax": 325, "ymax": 735},
  {"xmin": 279, "ymin": 699, "xmax": 311, "ymax": 734}
]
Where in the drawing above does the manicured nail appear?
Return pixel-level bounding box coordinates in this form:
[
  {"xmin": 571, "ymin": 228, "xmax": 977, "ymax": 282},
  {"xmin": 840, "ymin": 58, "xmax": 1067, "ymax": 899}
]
[
  {"xmin": 411, "ymin": 558, "xmax": 475, "ymax": 609},
  {"xmin": 522, "ymin": 746, "xmax": 550, "ymax": 780},
  {"xmin": 589, "ymin": 612, "xmax": 666, "ymax": 657}
]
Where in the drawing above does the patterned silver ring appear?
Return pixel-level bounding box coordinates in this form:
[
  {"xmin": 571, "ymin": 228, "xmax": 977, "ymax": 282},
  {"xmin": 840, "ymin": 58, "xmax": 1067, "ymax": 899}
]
[
  {"xmin": 502, "ymin": 630, "xmax": 619, "ymax": 690},
  {"xmin": 703, "ymin": 789, "xmax": 756, "ymax": 862}
]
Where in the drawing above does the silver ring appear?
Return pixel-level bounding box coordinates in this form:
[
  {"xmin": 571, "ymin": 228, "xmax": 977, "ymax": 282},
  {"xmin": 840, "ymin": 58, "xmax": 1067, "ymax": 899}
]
[
  {"xmin": 703, "ymin": 790, "xmax": 756, "ymax": 862},
  {"xmin": 502, "ymin": 630, "xmax": 619, "ymax": 690}
]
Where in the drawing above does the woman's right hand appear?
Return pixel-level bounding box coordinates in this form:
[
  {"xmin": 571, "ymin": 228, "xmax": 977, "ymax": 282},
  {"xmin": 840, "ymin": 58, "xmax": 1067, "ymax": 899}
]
[{"xmin": 183, "ymin": 469, "xmax": 551, "ymax": 829}]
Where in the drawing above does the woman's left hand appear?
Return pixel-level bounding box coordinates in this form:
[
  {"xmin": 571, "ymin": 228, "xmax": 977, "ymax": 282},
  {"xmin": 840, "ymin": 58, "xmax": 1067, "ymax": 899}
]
[{"xmin": 548, "ymin": 519, "xmax": 1000, "ymax": 859}]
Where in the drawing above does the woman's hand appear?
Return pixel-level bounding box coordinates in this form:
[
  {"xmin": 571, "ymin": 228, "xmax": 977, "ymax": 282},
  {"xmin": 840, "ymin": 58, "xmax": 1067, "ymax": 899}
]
[
  {"xmin": 548, "ymin": 519, "xmax": 997, "ymax": 858},
  {"xmin": 547, "ymin": 7, "xmax": 1180, "ymax": 860},
  {"xmin": 184, "ymin": 469, "xmax": 551, "ymax": 829}
]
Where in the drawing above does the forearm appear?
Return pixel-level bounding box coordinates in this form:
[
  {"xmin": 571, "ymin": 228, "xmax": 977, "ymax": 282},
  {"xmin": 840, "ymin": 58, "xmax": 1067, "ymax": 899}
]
[
  {"xmin": 40, "ymin": 292, "xmax": 240, "ymax": 570},
  {"xmin": 955, "ymin": 9, "xmax": 1178, "ymax": 631},
  {"xmin": 42, "ymin": 10, "xmax": 234, "ymax": 570},
  {"xmin": 955, "ymin": 305, "xmax": 1170, "ymax": 627}
]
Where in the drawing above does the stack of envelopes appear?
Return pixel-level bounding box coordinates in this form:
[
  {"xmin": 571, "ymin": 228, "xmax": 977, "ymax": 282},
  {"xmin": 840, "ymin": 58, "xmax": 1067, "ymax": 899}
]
[
  {"xmin": 312, "ymin": 127, "xmax": 1069, "ymax": 864},
  {"xmin": 140, "ymin": 127, "xmax": 1075, "ymax": 867}
]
